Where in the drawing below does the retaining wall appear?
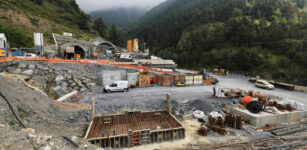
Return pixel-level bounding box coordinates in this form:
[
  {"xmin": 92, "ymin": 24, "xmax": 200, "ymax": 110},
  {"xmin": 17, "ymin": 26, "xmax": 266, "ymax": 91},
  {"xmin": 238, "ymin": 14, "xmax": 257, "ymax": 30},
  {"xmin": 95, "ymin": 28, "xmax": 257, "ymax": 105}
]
[{"xmin": 294, "ymin": 85, "xmax": 307, "ymax": 93}]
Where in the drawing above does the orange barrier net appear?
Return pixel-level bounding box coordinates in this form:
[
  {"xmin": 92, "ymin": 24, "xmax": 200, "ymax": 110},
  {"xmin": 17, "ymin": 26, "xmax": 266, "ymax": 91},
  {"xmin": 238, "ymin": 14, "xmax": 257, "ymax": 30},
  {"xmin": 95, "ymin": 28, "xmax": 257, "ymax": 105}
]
[
  {"xmin": 1, "ymin": 57, "xmax": 172, "ymax": 74},
  {"xmin": 0, "ymin": 56, "xmax": 48, "ymax": 62}
]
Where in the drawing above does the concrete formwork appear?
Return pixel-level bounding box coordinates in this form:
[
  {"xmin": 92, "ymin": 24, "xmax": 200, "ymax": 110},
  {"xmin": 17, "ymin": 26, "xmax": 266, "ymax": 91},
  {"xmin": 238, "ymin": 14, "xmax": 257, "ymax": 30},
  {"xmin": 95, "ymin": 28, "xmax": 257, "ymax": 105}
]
[
  {"xmin": 85, "ymin": 111, "xmax": 185, "ymax": 148},
  {"xmin": 226, "ymin": 104, "xmax": 307, "ymax": 128}
]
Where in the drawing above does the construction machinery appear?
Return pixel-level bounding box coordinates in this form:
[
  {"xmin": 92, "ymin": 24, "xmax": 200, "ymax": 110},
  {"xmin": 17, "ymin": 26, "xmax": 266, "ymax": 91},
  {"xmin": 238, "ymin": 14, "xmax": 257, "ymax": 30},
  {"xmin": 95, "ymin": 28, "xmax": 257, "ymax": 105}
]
[
  {"xmin": 0, "ymin": 49, "xmax": 6, "ymax": 57},
  {"xmin": 198, "ymin": 68, "xmax": 219, "ymax": 84},
  {"xmin": 213, "ymin": 66, "xmax": 228, "ymax": 76},
  {"xmin": 140, "ymin": 69, "xmax": 148, "ymax": 74},
  {"xmin": 176, "ymin": 81, "xmax": 185, "ymax": 87}
]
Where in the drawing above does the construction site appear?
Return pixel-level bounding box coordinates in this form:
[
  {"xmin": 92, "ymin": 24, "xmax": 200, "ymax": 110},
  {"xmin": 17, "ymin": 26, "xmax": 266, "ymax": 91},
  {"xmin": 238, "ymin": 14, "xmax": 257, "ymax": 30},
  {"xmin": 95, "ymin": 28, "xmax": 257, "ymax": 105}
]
[{"xmin": 1, "ymin": 32, "xmax": 307, "ymax": 150}]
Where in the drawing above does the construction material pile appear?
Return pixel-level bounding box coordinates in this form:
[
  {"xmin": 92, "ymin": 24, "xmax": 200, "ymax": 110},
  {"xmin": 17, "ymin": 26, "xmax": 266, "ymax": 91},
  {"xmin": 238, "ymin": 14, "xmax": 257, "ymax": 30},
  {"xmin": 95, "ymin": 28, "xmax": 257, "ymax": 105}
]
[
  {"xmin": 4, "ymin": 61, "xmax": 98, "ymax": 99},
  {"xmin": 214, "ymin": 87, "xmax": 305, "ymax": 113}
]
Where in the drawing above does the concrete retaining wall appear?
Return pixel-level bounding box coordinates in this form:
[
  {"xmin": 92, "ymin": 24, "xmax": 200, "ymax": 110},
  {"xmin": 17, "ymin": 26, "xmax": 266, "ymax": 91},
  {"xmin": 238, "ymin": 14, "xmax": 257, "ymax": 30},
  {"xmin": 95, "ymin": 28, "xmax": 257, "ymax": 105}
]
[
  {"xmin": 294, "ymin": 85, "xmax": 307, "ymax": 93},
  {"xmin": 127, "ymin": 72, "xmax": 139, "ymax": 86},
  {"xmin": 226, "ymin": 104, "xmax": 307, "ymax": 128}
]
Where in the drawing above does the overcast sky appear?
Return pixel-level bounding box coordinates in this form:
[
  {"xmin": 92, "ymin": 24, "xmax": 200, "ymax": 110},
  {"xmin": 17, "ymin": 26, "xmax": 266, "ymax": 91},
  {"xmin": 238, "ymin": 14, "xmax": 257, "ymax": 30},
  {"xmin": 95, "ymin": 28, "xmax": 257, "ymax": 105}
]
[{"xmin": 76, "ymin": 0, "xmax": 166, "ymax": 12}]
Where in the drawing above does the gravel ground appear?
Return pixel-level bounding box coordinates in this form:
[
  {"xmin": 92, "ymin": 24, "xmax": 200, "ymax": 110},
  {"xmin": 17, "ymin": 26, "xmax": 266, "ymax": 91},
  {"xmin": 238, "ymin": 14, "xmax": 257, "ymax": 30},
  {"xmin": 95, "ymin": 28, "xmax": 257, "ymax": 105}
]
[
  {"xmin": 80, "ymin": 73, "xmax": 307, "ymax": 116},
  {"xmin": 214, "ymin": 74, "xmax": 307, "ymax": 104}
]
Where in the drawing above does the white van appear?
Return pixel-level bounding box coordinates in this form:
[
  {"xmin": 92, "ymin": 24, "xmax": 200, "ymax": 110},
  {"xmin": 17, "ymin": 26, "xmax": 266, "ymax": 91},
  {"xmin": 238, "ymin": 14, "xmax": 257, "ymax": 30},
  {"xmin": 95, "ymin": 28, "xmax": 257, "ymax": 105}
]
[{"xmin": 104, "ymin": 81, "xmax": 129, "ymax": 93}]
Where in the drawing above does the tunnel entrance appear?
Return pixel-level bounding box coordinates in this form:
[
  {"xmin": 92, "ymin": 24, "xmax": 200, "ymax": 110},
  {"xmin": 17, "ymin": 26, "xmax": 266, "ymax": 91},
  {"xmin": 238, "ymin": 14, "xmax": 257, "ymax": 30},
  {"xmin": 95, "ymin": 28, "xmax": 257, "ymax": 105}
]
[{"xmin": 65, "ymin": 46, "xmax": 85, "ymax": 59}]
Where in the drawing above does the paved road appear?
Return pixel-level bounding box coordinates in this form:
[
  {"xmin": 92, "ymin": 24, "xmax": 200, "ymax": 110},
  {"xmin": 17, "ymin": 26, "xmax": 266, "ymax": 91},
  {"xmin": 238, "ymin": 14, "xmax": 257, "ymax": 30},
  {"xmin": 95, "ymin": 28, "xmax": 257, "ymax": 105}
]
[{"xmin": 80, "ymin": 74, "xmax": 307, "ymax": 115}]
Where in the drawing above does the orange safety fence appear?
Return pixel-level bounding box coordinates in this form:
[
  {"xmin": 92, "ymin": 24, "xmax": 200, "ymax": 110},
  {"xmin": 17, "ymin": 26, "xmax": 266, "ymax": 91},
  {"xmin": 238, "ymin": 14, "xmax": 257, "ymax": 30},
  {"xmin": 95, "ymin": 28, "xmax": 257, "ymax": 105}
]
[
  {"xmin": 0, "ymin": 56, "xmax": 48, "ymax": 62},
  {"xmin": 1, "ymin": 57, "xmax": 172, "ymax": 74}
]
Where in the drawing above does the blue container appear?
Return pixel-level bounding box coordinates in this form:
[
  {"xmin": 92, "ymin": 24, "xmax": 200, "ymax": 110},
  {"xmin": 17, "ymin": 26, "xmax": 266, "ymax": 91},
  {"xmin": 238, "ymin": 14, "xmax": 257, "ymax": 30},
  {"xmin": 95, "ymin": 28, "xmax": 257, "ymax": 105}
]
[{"xmin": 12, "ymin": 49, "xmax": 23, "ymax": 56}]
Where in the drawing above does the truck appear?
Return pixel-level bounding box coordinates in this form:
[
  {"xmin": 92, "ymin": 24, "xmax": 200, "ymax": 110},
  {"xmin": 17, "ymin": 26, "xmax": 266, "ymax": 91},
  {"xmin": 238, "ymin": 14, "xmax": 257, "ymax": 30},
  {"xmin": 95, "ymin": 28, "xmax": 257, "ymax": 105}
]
[{"xmin": 104, "ymin": 81, "xmax": 129, "ymax": 93}]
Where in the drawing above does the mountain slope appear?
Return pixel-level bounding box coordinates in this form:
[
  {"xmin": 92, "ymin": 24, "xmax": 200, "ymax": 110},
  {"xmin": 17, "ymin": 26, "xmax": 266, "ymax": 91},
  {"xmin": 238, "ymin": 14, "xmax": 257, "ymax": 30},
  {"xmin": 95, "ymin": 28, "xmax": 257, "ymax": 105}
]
[
  {"xmin": 131, "ymin": 0, "xmax": 307, "ymax": 85},
  {"xmin": 0, "ymin": 0, "xmax": 93, "ymax": 47},
  {"xmin": 89, "ymin": 7, "xmax": 147, "ymax": 30}
]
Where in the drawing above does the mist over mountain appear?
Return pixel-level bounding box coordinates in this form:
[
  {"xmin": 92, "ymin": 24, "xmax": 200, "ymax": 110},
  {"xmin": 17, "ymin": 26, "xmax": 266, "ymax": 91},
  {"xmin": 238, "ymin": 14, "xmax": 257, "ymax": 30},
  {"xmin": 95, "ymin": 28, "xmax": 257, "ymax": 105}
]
[{"xmin": 89, "ymin": 7, "xmax": 148, "ymax": 30}]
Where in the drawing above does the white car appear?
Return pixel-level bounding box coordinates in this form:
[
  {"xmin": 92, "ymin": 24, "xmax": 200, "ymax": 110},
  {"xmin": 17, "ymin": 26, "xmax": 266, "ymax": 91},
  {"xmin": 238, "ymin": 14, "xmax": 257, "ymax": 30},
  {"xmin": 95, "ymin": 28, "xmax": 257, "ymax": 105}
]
[
  {"xmin": 255, "ymin": 80, "xmax": 274, "ymax": 90},
  {"xmin": 104, "ymin": 81, "xmax": 129, "ymax": 93},
  {"xmin": 23, "ymin": 53, "xmax": 37, "ymax": 57}
]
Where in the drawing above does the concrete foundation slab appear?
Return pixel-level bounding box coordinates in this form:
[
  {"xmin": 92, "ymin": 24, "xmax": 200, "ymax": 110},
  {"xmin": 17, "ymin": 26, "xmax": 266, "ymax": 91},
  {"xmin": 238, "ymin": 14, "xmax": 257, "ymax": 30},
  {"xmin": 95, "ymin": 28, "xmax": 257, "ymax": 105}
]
[{"xmin": 226, "ymin": 104, "xmax": 307, "ymax": 128}]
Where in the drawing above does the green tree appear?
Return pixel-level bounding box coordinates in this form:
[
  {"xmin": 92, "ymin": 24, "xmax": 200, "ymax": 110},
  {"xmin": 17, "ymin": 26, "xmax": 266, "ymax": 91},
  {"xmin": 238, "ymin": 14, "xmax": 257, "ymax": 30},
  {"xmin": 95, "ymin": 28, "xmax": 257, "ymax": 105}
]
[
  {"xmin": 93, "ymin": 18, "xmax": 108, "ymax": 37},
  {"xmin": 76, "ymin": 13, "xmax": 91, "ymax": 31},
  {"xmin": 108, "ymin": 25, "xmax": 122, "ymax": 46}
]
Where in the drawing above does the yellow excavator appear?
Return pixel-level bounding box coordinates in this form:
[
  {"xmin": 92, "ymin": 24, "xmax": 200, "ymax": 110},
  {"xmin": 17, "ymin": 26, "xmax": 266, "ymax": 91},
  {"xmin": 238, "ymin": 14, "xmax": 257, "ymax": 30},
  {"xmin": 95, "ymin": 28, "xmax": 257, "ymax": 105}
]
[{"xmin": 213, "ymin": 66, "xmax": 229, "ymax": 76}]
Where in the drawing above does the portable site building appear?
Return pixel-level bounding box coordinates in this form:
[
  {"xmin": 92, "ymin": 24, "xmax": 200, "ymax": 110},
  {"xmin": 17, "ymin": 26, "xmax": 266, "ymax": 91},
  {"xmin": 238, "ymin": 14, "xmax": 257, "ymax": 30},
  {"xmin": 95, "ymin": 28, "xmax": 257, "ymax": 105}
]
[
  {"xmin": 0, "ymin": 34, "xmax": 7, "ymax": 49},
  {"xmin": 138, "ymin": 74, "xmax": 151, "ymax": 87},
  {"xmin": 155, "ymin": 74, "xmax": 175, "ymax": 87},
  {"xmin": 85, "ymin": 111, "xmax": 185, "ymax": 148},
  {"xmin": 173, "ymin": 74, "xmax": 185, "ymax": 85}
]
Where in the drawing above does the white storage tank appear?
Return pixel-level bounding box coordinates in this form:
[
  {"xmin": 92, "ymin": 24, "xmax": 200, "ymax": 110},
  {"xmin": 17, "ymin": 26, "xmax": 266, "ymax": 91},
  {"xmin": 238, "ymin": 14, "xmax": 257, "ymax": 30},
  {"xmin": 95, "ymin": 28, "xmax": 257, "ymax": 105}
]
[
  {"xmin": 34, "ymin": 32, "xmax": 43, "ymax": 55},
  {"xmin": 193, "ymin": 75, "xmax": 203, "ymax": 85},
  {"xmin": 185, "ymin": 75, "xmax": 193, "ymax": 85}
]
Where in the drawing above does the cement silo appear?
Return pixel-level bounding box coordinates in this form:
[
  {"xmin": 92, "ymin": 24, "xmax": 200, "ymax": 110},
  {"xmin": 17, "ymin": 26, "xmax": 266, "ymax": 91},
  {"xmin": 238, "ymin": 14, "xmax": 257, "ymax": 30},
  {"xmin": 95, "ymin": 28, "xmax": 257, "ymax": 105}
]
[
  {"xmin": 127, "ymin": 40, "xmax": 132, "ymax": 52},
  {"xmin": 34, "ymin": 32, "xmax": 44, "ymax": 55},
  {"xmin": 133, "ymin": 38, "xmax": 139, "ymax": 53}
]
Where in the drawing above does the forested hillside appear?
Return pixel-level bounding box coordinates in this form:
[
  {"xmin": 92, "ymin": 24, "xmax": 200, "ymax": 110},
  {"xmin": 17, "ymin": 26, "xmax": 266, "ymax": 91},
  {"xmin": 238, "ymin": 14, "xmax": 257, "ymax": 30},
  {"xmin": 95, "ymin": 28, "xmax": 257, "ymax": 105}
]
[
  {"xmin": 0, "ymin": 0, "xmax": 93, "ymax": 47},
  {"xmin": 131, "ymin": 0, "xmax": 307, "ymax": 85},
  {"xmin": 90, "ymin": 8, "xmax": 147, "ymax": 30}
]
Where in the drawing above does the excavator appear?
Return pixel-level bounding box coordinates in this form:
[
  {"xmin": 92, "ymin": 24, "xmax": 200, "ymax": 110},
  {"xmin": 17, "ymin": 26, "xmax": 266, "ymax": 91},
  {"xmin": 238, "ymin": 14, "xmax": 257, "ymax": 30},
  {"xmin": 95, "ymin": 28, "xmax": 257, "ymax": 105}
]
[{"xmin": 213, "ymin": 66, "xmax": 229, "ymax": 76}]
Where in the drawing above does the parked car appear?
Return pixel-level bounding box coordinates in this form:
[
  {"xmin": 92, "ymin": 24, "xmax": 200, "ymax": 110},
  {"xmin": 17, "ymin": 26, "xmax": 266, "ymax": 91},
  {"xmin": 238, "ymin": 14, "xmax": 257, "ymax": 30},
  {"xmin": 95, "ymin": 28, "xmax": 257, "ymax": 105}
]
[
  {"xmin": 23, "ymin": 53, "xmax": 37, "ymax": 57},
  {"xmin": 104, "ymin": 81, "xmax": 129, "ymax": 93},
  {"xmin": 255, "ymin": 80, "xmax": 274, "ymax": 90}
]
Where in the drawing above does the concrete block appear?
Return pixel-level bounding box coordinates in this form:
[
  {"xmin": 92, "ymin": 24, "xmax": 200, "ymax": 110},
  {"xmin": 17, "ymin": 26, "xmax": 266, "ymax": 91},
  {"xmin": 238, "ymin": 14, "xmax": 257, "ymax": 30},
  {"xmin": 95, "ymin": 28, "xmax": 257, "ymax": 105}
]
[{"xmin": 226, "ymin": 104, "xmax": 307, "ymax": 128}]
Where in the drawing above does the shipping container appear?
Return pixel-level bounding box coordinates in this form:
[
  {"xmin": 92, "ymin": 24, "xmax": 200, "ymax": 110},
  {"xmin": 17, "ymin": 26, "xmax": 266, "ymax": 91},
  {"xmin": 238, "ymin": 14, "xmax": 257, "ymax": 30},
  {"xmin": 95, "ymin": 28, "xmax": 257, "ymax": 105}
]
[
  {"xmin": 193, "ymin": 75, "xmax": 203, "ymax": 85},
  {"xmin": 155, "ymin": 74, "xmax": 175, "ymax": 86},
  {"xmin": 174, "ymin": 74, "xmax": 185, "ymax": 85},
  {"xmin": 138, "ymin": 74, "xmax": 150, "ymax": 87}
]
